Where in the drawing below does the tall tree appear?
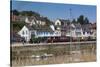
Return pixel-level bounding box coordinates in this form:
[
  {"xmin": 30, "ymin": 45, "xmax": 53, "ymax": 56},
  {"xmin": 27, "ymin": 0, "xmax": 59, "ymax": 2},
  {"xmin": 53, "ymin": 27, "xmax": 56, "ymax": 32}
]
[
  {"xmin": 77, "ymin": 15, "xmax": 90, "ymax": 24},
  {"xmin": 77, "ymin": 15, "xmax": 84, "ymax": 24},
  {"xmin": 20, "ymin": 11, "xmax": 40, "ymax": 16},
  {"xmin": 72, "ymin": 19, "xmax": 77, "ymax": 23},
  {"xmin": 84, "ymin": 17, "xmax": 89, "ymax": 24},
  {"xmin": 11, "ymin": 10, "xmax": 19, "ymax": 16}
]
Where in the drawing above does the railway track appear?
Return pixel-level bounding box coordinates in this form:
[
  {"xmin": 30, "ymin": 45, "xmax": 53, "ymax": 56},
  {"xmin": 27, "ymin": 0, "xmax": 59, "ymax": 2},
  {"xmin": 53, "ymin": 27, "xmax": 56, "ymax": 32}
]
[{"xmin": 11, "ymin": 41, "xmax": 96, "ymax": 47}]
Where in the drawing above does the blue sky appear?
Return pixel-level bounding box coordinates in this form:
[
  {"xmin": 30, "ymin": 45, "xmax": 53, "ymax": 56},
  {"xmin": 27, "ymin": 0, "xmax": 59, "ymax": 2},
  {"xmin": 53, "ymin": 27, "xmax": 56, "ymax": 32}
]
[{"xmin": 11, "ymin": 0, "xmax": 96, "ymax": 23}]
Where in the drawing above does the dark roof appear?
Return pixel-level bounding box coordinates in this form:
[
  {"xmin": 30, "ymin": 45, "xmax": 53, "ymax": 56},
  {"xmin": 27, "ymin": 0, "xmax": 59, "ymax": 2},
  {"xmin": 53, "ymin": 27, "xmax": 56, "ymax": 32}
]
[
  {"xmin": 24, "ymin": 24, "xmax": 53, "ymax": 32},
  {"xmin": 32, "ymin": 25, "xmax": 53, "ymax": 32},
  {"xmin": 81, "ymin": 24, "xmax": 92, "ymax": 32},
  {"xmin": 26, "ymin": 16, "xmax": 53, "ymax": 25},
  {"xmin": 59, "ymin": 19, "xmax": 69, "ymax": 23},
  {"xmin": 10, "ymin": 32, "xmax": 23, "ymax": 42},
  {"xmin": 73, "ymin": 23, "xmax": 81, "ymax": 28},
  {"xmin": 61, "ymin": 25, "xmax": 70, "ymax": 31},
  {"xmin": 59, "ymin": 19, "xmax": 70, "ymax": 25},
  {"xmin": 56, "ymin": 23, "xmax": 81, "ymax": 31},
  {"xmin": 91, "ymin": 23, "xmax": 96, "ymax": 29},
  {"xmin": 25, "ymin": 24, "xmax": 34, "ymax": 30},
  {"xmin": 27, "ymin": 16, "xmax": 51, "ymax": 21}
]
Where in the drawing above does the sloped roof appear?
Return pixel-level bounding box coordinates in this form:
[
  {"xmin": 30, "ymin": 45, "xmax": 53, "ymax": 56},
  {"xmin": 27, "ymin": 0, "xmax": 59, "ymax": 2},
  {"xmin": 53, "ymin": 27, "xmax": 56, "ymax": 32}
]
[
  {"xmin": 25, "ymin": 24, "xmax": 34, "ymax": 30},
  {"xmin": 26, "ymin": 16, "xmax": 51, "ymax": 21},
  {"xmin": 56, "ymin": 22, "xmax": 81, "ymax": 31},
  {"xmin": 10, "ymin": 32, "xmax": 23, "ymax": 42},
  {"xmin": 73, "ymin": 23, "xmax": 81, "ymax": 29},
  {"xmin": 91, "ymin": 23, "xmax": 96, "ymax": 29},
  {"xmin": 81, "ymin": 24, "xmax": 92, "ymax": 32},
  {"xmin": 59, "ymin": 19, "xmax": 70, "ymax": 23},
  {"xmin": 32, "ymin": 25, "xmax": 53, "ymax": 32},
  {"xmin": 61, "ymin": 25, "xmax": 70, "ymax": 31},
  {"xmin": 24, "ymin": 24, "xmax": 53, "ymax": 32},
  {"xmin": 59, "ymin": 19, "xmax": 70, "ymax": 25}
]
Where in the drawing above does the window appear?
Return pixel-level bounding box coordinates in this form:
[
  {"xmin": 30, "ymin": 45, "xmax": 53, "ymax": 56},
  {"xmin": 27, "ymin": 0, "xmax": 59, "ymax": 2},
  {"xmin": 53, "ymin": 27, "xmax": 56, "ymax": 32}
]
[
  {"xmin": 37, "ymin": 32, "xmax": 39, "ymax": 35},
  {"xmin": 90, "ymin": 32, "xmax": 93, "ymax": 35},
  {"xmin": 25, "ymin": 37, "xmax": 27, "ymax": 40},
  {"xmin": 50, "ymin": 32, "xmax": 53, "ymax": 35},
  {"xmin": 76, "ymin": 32, "xmax": 81, "ymax": 35},
  {"xmin": 26, "ymin": 31, "xmax": 28, "ymax": 34},
  {"xmin": 56, "ymin": 32, "xmax": 58, "ymax": 34},
  {"xmin": 83, "ymin": 32, "xmax": 85, "ymax": 34},
  {"xmin": 76, "ymin": 27, "xmax": 80, "ymax": 30},
  {"xmin": 87, "ymin": 32, "xmax": 90, "ymax": 34},
  {"xmin": 46, "ymin": 32, "xmax": 48, "ymax": 35},
  {"xmin": 22, "ymin": 31, "xmax": 25, "ymax": 35},
  {"xmin": 57, "ymin": 23, "xmax": 59, "ymax": 25},
  {"xmin": 31, "ymin": 31, "xmax": 35, "ymax": 34}
]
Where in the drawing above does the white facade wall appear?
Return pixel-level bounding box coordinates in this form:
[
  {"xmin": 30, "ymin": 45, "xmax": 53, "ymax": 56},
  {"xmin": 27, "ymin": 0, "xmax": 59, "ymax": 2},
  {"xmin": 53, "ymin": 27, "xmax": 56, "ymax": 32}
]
[
  {"xmin": 55, "ymin": 20, "xmax": 61, "ymax": 26},
  {"xmin": 35, "ymin": 30, "xmax": 61, "ymax": 37},
  {"xmin": 66, "ymin": 24, "xmax": 83, "ymax": 38},
  {"xmin": 18, "ymin": 26, "xmax": 31, "ymax": 42}
]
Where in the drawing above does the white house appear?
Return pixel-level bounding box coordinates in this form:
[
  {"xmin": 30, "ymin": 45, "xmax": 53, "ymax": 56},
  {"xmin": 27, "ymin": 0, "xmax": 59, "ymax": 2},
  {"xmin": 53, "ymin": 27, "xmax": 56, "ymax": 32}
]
[
  {"xmin": 55, "ymin": 19, "xmax": 70, "ymax": 36},
  {"xmin": 54, "ymin": 19, "xmax": 83, "ymax": 37},
  {"xmin": 81, "ymin": 24, "xmax": 93, "ymax": 39},
  {"xmin": 18, "ymin": 18, "xmax": 96, "ymax": 42},
  {"xmin": 54, "ymin": 19, "xmax": 95, "ymax": 39},
  {"xmin": 25, "ymin": 16, "xmax": 46, "ymax": 26},
  {"xmin": 71, "ymin": 23, "xmax": 83, "ymax": 38},
  {"xmin": 55, "ymin": 19, "xmax": 62, "ymax": 26},
  {"xmin": 34, "ymin": 25, "xmax": 55, "ymax": 37},
  {"xmin": 18, "ymin": 24, "xmax": 56, "ymax": 42},
  {"xmin": 18, "ymin": 25, "xmax": 34, "ymax": 42},
  {"xmin": 60, "ymin": 23, "xmax": 83, "ymax": 39}
]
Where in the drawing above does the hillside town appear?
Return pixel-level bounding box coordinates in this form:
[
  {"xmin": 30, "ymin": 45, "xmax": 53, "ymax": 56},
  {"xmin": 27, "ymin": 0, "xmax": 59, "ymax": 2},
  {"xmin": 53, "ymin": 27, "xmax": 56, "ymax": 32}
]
[{"xmin": 11, "ymin": 10, "xmax": 96, "ymax": 43}]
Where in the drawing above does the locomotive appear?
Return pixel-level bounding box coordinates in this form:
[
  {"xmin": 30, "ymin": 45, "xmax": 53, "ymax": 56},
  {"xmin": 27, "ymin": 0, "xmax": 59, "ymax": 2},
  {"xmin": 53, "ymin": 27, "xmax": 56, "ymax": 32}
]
[{"xmin": 29, "ymin": 36, "xmax": 96, "ymax": 43}]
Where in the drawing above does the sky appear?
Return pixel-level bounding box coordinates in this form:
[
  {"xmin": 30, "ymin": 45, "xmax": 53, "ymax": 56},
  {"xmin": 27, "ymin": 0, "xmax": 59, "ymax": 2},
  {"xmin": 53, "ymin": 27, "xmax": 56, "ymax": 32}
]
[{"xmin": 11, "ymin": 0, "xmax": 96, "ymax": 23}]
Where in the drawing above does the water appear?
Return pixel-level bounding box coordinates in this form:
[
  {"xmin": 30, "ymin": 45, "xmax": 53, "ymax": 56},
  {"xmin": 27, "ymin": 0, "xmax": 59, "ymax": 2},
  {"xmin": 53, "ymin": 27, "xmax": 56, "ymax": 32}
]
[
  {"xmin": 11, "ymin": 43, "xmax": 96, "ymax": 66},
  {"xmin": 12, "ymin": 51, "xmax": 96, "ymax": 66}
]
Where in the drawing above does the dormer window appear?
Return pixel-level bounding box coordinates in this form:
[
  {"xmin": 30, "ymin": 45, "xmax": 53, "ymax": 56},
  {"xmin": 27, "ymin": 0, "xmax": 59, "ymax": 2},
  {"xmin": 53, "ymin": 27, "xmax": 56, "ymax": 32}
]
[
  {"xmin": 57, "ymin": 22, "xmax": 60, "ymax": 25},
  {"xmin": 83, "ymin": 32, "xmax": 85, "ymax": 34}
]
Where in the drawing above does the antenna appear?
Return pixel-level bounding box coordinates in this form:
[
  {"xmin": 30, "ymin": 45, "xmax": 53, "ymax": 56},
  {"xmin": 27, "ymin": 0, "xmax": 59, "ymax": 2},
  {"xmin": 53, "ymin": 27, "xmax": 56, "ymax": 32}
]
[
  {"xmin": 69, "ymin": 8, "xmax": 81, "ymax": 62},
  {"xmin": 69, "ymin": 8, "xmax": 72, "ymax": 45},
  {"xmin": 69, "ymin": 8, "xmax": 73, "ymax": 62}
]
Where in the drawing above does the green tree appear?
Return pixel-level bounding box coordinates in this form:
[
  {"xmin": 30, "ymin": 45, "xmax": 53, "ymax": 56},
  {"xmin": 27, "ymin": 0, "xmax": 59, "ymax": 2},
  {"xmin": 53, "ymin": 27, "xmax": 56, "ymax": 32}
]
[
  {"xmin": 77, "ymin": 15, "xmax": 90, "ymax": 24},
  {"xmin": 77, "ymin": 15, "xmax": 84, "ymax": 24},
  {"xmin": 20, "ymin": 11, "xmax": 40, "ymax": 17},
  {"xmin": 43, "ymin": 17, "xmax": 53, "ymax": 26},
  {"xmin": 72, "ymin": 19, "xmax": 77, "ymax": 23},
  {"xmin": 11, "ymin": 21, "xmax": 25, "ymax": 32},
  {"xmin": 11, "ymin": 10, "xmax": 19, "ymax": 16},
  {"xmin": 84, "ymin": 17, "xmax": 89, "ymax": 24}
]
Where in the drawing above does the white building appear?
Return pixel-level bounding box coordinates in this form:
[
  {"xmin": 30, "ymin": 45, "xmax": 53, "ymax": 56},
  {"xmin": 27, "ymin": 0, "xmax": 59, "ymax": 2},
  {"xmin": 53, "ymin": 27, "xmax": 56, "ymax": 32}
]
[
  {"xmin": 55, "ymin": 19, "xmax": 83, "ymax": 38},
  {"xmin": 81, "ymin": 24, "xmax": 93, "ymax": 39},
  {"xmin": 18, "ymin": 25, "xmax": 55, "ymax": 42},
  {"xmin": 25, "ymin": 16, "xmax": 46, "ymax": 26},
  {"xmin": 18, "ymin": 18, "xmax": 96, "ymax": 42},
  {"xmin": 18, "ymin": 25, "xmax": 34, "ymax": 42}
]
